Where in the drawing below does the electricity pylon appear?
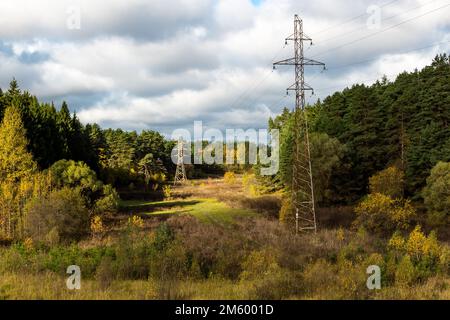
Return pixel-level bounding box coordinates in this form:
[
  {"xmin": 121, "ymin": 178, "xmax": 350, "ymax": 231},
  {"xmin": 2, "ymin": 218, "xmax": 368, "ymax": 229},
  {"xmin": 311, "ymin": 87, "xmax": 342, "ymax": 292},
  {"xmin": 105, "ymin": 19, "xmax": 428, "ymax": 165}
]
[
  {"xmin": 174, "ymin": 137, "xmax": 187, "ymax": 185},
  {"xmin": 273, "ymin": 14, "xmax": 325, "ymax": 234}
]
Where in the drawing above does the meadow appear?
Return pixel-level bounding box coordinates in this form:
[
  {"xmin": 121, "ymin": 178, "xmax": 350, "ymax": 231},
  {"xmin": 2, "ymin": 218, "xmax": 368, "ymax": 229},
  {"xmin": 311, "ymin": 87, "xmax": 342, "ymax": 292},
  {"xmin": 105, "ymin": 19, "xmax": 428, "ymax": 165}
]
[{"xmin": 1, "ymin": 176, "xmax": 449, "ymax": 300}]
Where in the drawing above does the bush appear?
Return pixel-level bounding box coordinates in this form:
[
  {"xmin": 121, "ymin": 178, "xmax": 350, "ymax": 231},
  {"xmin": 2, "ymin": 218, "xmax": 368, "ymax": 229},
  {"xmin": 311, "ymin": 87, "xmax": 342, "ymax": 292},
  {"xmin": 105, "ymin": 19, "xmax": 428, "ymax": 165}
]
[
  {"xmin": 240, "ymin": 249, "xmax": 280, "ymax": 281},
  {"xmin": 50, "ymin": 160, "xmax": 102, "ymax": 199},
  {"xmin": 114, "ymin": 230, "xmax": 154, "ymax": 280},
  {"xmin": 223, "ymin": 172, "xmax": 236, "ymax": 184},
  {"xmin": 149, "ymin": 241, "xmax": 189, "ymax": 280},
  {"xmin": 94, "ymin": 184, "xmax": 120, "ymax": 214},
  {"xmin": 251, "ymin": 269, "xmax": 302, "ymax": 300},
  {"xmin": 422, "ymin": 161, "xmax": 450, "ymax": 226},
  {"xmin": 96, "ymin": 256, "xmax": 115, "ymax": 289},
  {"xmin": 279, "ymin": 196, "xmax": 292, "ymax": 223},
  {"xmin": 163, "ymin": 185, "xmax": 172, "ymax": 199},
  {"xmin": 354, "ymin": 193, "xmax": 415, "ymax": 235},
  {"xmin": 25, "ymin": 188, "xmax": 90, "ymax": 244},
  {"xmin": 242, "ymin": 173, "xmax": 263, "ymax": 196},
  {"xmin": 90, "ymin": 216, "xmax": 104, "ymax": 238},
  {"xmin": 388, "ymin": 226, "xmax": 446, "ymax": 284},
  {"xmin": 50, "ymin": 159, "xmax": 120, "ymax": 213},
  {"xmin": 369, "ymin": 166, "xmax": 404, "ymax": 199},
  {"xmin": 395, "ymin": 255, "xmax": 417, "ymax": 285}
]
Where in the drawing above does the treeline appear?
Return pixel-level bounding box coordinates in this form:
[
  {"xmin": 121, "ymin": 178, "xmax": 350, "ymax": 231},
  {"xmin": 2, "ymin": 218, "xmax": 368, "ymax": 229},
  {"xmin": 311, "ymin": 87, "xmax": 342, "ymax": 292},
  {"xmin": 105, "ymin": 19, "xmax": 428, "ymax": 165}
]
[
  {"xmin": 0, "ymin": 82, "xmax": 259, "ymax": 190},
  {"xmin": 266, "ymin": 54, "xmax": 450, "ymax": 204},
  {"xmin": 0, "ymin": 82, "xmax": 176, "ymax": 190}
]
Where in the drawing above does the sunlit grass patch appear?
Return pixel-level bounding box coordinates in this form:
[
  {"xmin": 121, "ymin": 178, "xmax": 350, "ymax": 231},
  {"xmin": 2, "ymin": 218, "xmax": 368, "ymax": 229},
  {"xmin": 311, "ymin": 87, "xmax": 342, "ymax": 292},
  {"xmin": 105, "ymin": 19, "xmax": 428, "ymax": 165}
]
[{"xmin": 121, "ymin": 198, "xmax": 255, "ymax": 224}]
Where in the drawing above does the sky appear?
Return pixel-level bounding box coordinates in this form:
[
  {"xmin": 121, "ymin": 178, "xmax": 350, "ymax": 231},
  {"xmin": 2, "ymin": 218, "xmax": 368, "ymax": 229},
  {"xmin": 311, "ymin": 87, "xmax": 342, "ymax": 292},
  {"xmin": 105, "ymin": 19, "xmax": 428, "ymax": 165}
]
[{"xmin": 0, "ymin": 0, "xmax": 449, "ymax": 136}]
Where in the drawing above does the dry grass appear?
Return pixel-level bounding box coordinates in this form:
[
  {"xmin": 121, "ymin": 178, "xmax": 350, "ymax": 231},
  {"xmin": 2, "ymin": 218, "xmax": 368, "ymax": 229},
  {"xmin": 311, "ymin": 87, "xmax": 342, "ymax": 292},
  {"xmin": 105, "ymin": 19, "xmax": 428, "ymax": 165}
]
[
  {"xmin": 2, "ymin": 176, "xmax": 449, "ymax": 300},
  {"xmin": 0, "ymin": 272, "xmax": 157, "ymax": 300}
]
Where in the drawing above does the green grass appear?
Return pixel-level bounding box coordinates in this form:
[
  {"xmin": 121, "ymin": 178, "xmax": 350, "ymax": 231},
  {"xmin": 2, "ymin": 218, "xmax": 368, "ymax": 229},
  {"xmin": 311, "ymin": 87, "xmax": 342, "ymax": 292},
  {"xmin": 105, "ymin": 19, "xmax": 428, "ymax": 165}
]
[{"xmin": 120, "ymin": 198, "xmax": 255, "ymax": 224}]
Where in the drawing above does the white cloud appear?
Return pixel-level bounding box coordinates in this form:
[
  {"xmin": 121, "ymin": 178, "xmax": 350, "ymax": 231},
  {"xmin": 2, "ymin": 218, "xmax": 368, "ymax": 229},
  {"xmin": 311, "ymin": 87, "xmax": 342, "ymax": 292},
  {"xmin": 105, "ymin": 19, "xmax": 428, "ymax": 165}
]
[{"xmin": 0, "ymin": 0, "xmax": 449, "ymax": 133}]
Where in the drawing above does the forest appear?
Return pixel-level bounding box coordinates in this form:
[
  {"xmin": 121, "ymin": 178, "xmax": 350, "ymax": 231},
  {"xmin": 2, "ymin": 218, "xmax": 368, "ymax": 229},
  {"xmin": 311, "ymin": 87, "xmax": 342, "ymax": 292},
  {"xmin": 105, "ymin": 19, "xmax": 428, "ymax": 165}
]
[{"xmin": 0, "ymin": 54, "xmax": 449, "ymax": 299}]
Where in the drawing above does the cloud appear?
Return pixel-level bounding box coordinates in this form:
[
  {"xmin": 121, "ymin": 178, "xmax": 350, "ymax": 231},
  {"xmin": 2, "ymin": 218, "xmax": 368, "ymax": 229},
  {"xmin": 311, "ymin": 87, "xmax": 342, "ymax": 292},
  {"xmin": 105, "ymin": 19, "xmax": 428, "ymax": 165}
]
[
  {"xmin": 0, "ymin": 0, "xmax": 214, "ymax": 41},
  {"xmin": 0, "ymin": 0, "xmax": 449, "ymax": 133}
]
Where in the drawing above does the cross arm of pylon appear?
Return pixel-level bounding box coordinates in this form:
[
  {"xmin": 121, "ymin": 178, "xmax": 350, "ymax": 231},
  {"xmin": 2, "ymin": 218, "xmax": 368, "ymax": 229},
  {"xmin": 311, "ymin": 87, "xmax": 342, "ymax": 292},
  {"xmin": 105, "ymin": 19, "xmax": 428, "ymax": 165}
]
[
  {"xmin": 273, "ymin": 57, "xmax": 325, "ymax": 67},
  {"xmin": 285, "ymin": 33, "xmax": 312, "ymax": 43},
  {"xmin": 286, "ymin": 82, "xmax": 314, "ymax": 92}
]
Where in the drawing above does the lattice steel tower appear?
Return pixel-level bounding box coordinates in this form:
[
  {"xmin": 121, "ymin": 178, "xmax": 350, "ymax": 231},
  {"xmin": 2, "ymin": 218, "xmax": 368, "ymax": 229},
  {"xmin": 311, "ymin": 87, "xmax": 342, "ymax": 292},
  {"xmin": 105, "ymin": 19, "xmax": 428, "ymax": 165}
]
[
  {"xmin": 174, "ymin": 137, "xmax": 187, "ymax": 185},
  {"xmin": 273, "ymin": 14, "xmax": 325, "ymax": 233}
]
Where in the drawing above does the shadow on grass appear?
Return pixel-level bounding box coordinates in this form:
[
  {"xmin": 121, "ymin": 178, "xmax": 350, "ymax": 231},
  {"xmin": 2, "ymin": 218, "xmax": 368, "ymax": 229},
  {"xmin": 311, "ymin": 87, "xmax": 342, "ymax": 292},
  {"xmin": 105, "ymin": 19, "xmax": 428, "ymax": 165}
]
[{"xmin": 120, "ymin": 199, "xmax": 202, "ymax": 213}]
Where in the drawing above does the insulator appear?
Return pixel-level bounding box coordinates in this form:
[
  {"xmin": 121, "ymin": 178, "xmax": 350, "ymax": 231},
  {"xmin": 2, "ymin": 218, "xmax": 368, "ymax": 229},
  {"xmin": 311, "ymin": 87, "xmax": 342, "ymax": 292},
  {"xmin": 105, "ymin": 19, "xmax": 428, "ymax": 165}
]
[{"xmin": 285, "ymin": 40, "xmax": 288, "ymax": 45}]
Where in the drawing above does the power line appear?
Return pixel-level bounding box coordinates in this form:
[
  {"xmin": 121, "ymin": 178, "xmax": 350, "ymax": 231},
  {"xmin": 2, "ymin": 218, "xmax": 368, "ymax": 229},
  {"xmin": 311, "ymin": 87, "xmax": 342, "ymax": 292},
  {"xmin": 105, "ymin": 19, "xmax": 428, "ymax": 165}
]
[
  {"xmin": 327, "ymin": 40, "xmax": 450, "ymax": 70},
  {"xmin": 228, "ymin": 1, "xmax": 413, "ymax": 113},
  {"xmin": 226, "ymin": 1, "xmax": 449, "ymax": 121},
  {"xmin": 225, "ymin": 43, "xmax": 290, "ymax": 111},
  {"xmin": 311, "ymin": 0, "xmax": 400, "ymax": 36},
  {"xmin": 315, "ymin": 0, "xmax": 440, "ymax": 45},
  {"xmin": 244, "ymin": 2, "xmax": 446, "ymax": 113},
  {"xmin": 310, "ymin": 3, "xmax": 450, "ymax": 58}
]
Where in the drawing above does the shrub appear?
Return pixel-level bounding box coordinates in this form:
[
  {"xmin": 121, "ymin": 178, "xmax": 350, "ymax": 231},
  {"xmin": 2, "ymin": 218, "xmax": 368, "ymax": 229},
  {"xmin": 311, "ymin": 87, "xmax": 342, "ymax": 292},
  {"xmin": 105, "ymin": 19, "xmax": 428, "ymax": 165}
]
[
  {"xmin": 354, "ymin": 193, "xmax": 415, "ymax": 235},
  {"xmin": 240, "ymin": 249, "xmax": 280, "ymax": 281},
  {"xmin": 369, "ymin": 166, "xmax": 404, "ymax": 198},
  {"xmin": 406, "ymin": 226, "xmax": 441, "ymax": 275},
  {"xmin": 25, "ymin": 187, "xmax": 90, "ymax": 244},
  {"xmin": 242, "ymin": 173, "xmax": 262, "ymax": 196},
  {"xmin": 251, "ymin": 269, "xmax": 302, "ymax": 300},
  {"xmin": 395, "ymin": 255, "xmax": 417, "ymax": 285},
  {"xmin": 114, "ymin": 231, "xmax": 154, "ymax": 280},
  {"xmin": 163, "ymin": 185, "xmax": 172, "ymax": 199},
  {"xmin": 49, "ymin": 160, "xmax": 102, "ymax": 199},
  {"xmin": 153, "ymin": 223, "xmax": 174, "ymax": 251},
  {"xmin": 149, "ymin": 241, "xmax": 189, "ymax": 280},
  {"xmin": 223, "ymin": 172, "xmax": 236, "ymax": 184},
  {"xmin": 90, "ymin": 216, "xmax": 104, "ymax": 237},
  {"xmin": 94, "ymin": 184, "xmax": 120, "ymax": 214},
  {"xmin": 279, "ymin": 196, "xmax": 292, "ymax": 223},
  {"xmin": 422, "ymin": 161, "xmax": 450, "ymax": 226},
  {"xmin": 50, "ymin": 159, "xmax": 120, "ymax": 213},
  {"xmin": 96, "ymin": 256, "xmax": 115, "ymax": 289},
  {"xmin": 127, "ymin": 215, "xmax": 144, "ymax": 229},
  {"xmin": 388, "ymin": 226, "xmax": 446, "ymax": 283},
  {"xmin": 388, "ymin": 231, "xmax": 406, "ymax": 252}
]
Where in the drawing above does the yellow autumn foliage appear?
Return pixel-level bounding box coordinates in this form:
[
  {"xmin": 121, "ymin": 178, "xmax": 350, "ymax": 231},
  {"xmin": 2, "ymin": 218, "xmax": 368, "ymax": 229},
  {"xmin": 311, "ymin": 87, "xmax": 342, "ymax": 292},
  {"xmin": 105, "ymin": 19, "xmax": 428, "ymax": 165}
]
[
  {"xmin": 91, "ymin": 215, "xmax": 104, "ymax": 235},
  {"xmin": 388, "ymin": 231, "xmax": 406, "ymax": 251},
  {"xmin": 223, "ymin": 172, "xmax": 236, "ymax": 184},
  {"xmin": 354, "ymin": 193, "xmax": 415, "ymax": 234},
  {"xmin": 128, "ymin": 215, "xmax": 144, "ymax": 229},
  {"xmin": 369, "ymin": 166, "xmax": 404, "ymax": 199},
  {"xmin": 406, "ymin": 226, "xmax": 440, "ymax": 262}
]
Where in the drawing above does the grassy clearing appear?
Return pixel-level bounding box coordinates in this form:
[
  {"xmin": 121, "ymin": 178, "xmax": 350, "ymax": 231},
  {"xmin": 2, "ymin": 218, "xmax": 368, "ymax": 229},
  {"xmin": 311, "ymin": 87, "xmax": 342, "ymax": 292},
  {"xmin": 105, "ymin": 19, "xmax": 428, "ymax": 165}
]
[
  {"xmin": 3, "ymin": 177, "xmax": 449, "ymax": 300},
  {"xmin": 121, "ymin": 198, "xmax": 255, "ymax": 224}
]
